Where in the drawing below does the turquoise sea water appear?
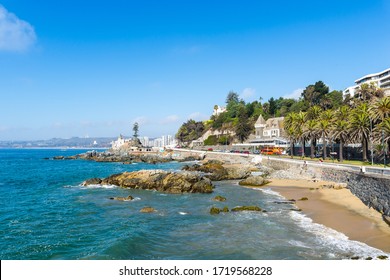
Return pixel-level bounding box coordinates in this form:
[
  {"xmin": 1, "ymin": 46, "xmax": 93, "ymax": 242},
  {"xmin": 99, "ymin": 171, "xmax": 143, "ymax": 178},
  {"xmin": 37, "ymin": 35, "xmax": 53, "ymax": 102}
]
[{"xmin": 0, "ymin": 149, "xmax": 389, "ymax": 260}]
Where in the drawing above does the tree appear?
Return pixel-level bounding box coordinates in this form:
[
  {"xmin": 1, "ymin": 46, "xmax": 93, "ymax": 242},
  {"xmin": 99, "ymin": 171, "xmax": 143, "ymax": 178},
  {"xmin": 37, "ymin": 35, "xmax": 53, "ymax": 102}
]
[
  {"xmin": 235, "ymin": 106, "xmax": 252, "ymax": 143},
  {"xmin": 355, "ymin": 82, "xmax": 384, "ymax": 101},
  {"xmin": 370, "ymin": 96, "xmax": 390, "ymax": 123},
  {"xmin": 316, "ymin": 110, "xmax": 334, "ymax": 160},
  {"xmin": 302, "ymin": 81, "xmax": 329, "ymax": 107},
  {"xmin": 176, "ymin": 119, "xmax": 205, "ymax": 144},
  {"xmin": 332, "ymin": 106, "xmax": 350, "ymax": 162},
  {"xmin": 133, "ymin": 122, "xmax": 139, "ymax": 139},
  {"xmin": 371, "ymin": 97, "xmax": 390, "ymax": 159},
  {"xmin": 349, "ymin": 103, "xmax": 371, "ymax": 162},
  {"xmin": 303, "ymin": 119, "xmax": 318, "ymax": 159},
  {"xmin": 269, "ymin": 97, "xmax": 277, "ymax": 117},
  {"xmin": 226, "ymin": 91, "xmax": 239, "ymax": 104},
  {"xmin": 304, "ymin": 105, "xmax": 322, "ymax": 158},
  {"xmin": 295, "ymin": 111, "xmax": 307, "ymax": 157},
  {"xmin": 284, "ymin": 113, "xmax": 298, "ymax": 157}
]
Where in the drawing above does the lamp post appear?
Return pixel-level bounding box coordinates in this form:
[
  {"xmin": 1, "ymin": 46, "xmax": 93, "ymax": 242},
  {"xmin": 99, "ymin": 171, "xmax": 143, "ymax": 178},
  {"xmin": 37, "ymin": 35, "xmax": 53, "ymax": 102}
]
[
  {"xmin": 383, "ymin": 129, "xmax": 386, "ymax": 168},
  {"xmin": 370, "ymin": 119, "xmax": 374, "ymax": 166}
]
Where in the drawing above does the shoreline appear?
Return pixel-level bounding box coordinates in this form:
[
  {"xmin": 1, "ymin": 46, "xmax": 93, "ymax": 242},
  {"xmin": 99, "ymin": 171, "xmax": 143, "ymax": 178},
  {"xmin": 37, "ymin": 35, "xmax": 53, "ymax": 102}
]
[{"xmin": 265, "ymin": 178, "xmax": 390, "ymax": 254}]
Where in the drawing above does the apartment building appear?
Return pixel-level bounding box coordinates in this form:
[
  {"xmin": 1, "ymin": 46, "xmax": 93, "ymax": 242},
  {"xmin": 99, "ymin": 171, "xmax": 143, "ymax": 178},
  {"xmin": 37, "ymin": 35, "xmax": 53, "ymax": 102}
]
[{"xmin": 343, "ymin": 68, "xmax": 390, "ymax": 98}]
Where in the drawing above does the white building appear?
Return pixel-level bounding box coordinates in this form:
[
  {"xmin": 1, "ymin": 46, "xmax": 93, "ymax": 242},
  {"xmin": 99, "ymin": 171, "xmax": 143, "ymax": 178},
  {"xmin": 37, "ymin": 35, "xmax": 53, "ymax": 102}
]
[
  {"xmin": 212, "ymin": 105, "xmax": 227, "ymax": 116},
  {"xmin": 111, "ymin": 135, "xmax": 126, "ymax": 149},
  {"xmin": 343, "ymin": 68, "xmax": 390, "ymax": 98},
  {"xmin": 250, "ymin": 115, "xmax": 289, "ymax": 148}
]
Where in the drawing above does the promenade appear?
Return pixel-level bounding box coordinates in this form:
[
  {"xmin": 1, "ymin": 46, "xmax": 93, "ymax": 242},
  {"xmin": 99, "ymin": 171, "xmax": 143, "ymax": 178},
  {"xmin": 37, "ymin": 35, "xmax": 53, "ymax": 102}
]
[{"xmin": 172, "ymin": 148, "xmax": 390, "ymax": 178}]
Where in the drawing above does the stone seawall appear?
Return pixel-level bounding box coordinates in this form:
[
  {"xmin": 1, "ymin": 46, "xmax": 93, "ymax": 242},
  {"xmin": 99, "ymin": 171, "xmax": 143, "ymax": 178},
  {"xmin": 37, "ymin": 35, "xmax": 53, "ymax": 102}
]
[
  {"xmin": 261, "ymin": 159, "xmax": 390, "ymax": 217},
  {"xmin": 172, "ymin": 149, "xmax": 390, "ymax": 216}
]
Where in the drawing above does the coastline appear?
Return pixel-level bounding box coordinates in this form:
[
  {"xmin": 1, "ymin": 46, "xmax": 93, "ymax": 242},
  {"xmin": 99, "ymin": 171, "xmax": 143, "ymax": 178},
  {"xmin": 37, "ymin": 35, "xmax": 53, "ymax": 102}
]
[{"xmin": 265, "ymin": 178, "xmax": 390, "ymax": 254}]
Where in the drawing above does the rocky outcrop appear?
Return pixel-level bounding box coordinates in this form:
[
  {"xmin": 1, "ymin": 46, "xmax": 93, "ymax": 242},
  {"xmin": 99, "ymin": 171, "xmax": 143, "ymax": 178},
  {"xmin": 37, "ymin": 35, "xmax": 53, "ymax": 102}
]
[
  {"xmin": 140, "ymin": 207, "xmax": 156, "ymax": 213},
  {"xmin": 82, "ymin": 178, "xmax": 102, "ymax": 185},
  {"xmin": 109, "ymin": 195, "xmax": 134, "ymax": 201},
  {"xmin": 182, "ymin": 162, "xmax": 251, "ymax": 181},
  {"xmin": 213, "ymin": 195, "xmax": 227, "ymax": 202},
  {"xmin": 82, "ymin": 170, "xmax": 213, "ymax": 194},
  {"xmin": 231, "ymin": 206, "xmax": 262, "ymax": 212},
  {"xmin": 210, "ymin": 206, "xmax": 229, "ymax": 214},
  {"xmin": 238, "ymin": 176, "xmax": 270, "ymax": 186}
]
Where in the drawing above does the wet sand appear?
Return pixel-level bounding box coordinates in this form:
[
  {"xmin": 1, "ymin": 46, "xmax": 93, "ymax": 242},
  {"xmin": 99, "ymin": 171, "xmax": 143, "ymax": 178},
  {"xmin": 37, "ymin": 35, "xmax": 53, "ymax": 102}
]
[{"xmin": 266, "ymin": 179, "xmax": 390, "ymax": 253}]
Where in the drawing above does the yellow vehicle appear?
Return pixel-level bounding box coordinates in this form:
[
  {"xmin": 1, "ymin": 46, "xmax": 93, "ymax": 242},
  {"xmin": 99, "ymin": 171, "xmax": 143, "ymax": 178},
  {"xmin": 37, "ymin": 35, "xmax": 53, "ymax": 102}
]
[{"xmin": 261, "ymin": 147, "xmax": 282, "ymax": 155}]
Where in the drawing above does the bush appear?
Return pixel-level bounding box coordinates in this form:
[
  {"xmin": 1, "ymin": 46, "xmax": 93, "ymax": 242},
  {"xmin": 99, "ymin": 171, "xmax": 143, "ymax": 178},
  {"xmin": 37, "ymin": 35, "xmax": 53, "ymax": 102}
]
[{"xmin": 204, "ymin": 135, "xmax": 218, "ymax": 146}]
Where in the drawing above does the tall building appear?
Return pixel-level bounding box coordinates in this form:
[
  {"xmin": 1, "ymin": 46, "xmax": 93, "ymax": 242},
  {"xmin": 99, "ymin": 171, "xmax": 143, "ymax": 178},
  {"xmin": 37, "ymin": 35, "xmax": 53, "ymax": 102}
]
[{"xmin": 343, "ymin": 68, "xmax": 390, "ymax": 98}]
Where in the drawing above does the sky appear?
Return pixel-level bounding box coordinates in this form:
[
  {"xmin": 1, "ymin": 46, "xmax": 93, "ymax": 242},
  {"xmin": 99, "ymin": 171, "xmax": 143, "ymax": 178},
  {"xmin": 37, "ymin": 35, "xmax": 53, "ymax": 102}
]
[{"xmin": 0, "ymin": 0, "xmax": 389, "ymax": 141}]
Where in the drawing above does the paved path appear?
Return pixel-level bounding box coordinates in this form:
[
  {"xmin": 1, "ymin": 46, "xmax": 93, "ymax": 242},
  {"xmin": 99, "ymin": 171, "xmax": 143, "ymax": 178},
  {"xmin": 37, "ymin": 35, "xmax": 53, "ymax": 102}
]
[{"xmin": 172, "ymin": 148, "xmax": 390, "ymax": 178}]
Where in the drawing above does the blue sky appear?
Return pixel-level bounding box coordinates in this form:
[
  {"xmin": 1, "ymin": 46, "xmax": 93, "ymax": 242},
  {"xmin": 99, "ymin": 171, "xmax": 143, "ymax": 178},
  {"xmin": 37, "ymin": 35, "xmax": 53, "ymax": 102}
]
[{"xmin": 0, "ymin": 0, "xmax": 389, "ymax": 140}]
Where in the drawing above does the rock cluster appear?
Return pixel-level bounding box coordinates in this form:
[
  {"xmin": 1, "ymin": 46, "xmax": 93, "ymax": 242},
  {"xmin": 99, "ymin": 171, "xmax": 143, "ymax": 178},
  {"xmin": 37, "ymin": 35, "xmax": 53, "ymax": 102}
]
[
  {"xmin": 182, "ymin": 161, "xmax": 251, "ymax": 181},
  {"xmin": 238, "ymin": 176, "xmax": 270, "ymax": 186},
  {"xmin": 82, "ymin": 170, "xmax": 213, "ymax": 194}
]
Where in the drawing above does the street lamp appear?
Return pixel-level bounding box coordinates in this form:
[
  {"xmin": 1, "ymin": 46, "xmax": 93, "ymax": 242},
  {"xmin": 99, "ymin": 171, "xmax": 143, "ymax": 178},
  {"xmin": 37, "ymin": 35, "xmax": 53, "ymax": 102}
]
[
  {"xmin": 370, "ymin": 118, "xmax": 374, "ymax": 166},
  {"xmin": 383, "ymin": 129, "xmax": 387, "ymax": 168}
]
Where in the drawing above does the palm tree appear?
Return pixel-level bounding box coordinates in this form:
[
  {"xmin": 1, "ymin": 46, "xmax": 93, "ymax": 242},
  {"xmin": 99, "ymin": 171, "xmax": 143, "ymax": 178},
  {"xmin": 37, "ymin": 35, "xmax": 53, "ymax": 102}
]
[
  {"xmin": 305, "ymin": 105, "xmax": 322, "ymax": 158},
  {"xmin": 370, "ymin": 96, "xmax": 390, "ymax": 159},
  {"xmin": 355, "ymin": 82, "xmax": 384, "ymax": 101},
  {"xmin": 370, "ymin": 96, "xmax": 390, "ymax": 122},
  {"xmin": 349, "ymin": 103, "xmax": 371, "ymax": 162},
  {"xmin": 284, "ymin": 113, "xmax": 297, "ymax": 158},
  {"xmin": 316, "ymin": 110, "xmax": 334, "ymax": 160},
  {"xmin": 304, "ymin": 120, "xmax": 318, "ymax": 159},
  {"xmin": 332, "ymin": 119, "xmax": 349, "ymax": 162},
  {"xmin": 295, "ymin": 111, "xmax": 307, "ymax": 157},
  {"xmin": 332, "ymin": 106, "xmax": 350, "ymax": 162}
]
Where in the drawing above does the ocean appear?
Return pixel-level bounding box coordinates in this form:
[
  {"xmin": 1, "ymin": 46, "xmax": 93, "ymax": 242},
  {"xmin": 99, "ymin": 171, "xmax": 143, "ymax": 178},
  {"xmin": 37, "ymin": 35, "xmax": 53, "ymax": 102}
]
[{"xmin": 0, "ymin": 149, "xmax": 388, "ymax": 260}]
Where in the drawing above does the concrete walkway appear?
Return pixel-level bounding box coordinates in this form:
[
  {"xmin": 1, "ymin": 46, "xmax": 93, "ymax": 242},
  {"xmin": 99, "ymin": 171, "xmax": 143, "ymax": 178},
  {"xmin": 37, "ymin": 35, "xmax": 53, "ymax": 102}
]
[{"xmin": 172, "ymin": 148, "xmax": 390, "ymax": 178}]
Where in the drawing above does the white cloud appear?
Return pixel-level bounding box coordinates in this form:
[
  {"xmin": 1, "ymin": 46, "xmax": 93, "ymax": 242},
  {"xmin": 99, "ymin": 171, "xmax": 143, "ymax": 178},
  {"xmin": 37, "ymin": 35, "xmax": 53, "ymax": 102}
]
[
  {"xmin": 0, "ymin": 5, "xmax": 37, "ymax": 52},
  {"xmin": 160, "ymin": 115, "xmax": 180, "ymax": 124},
  {"xmin": 283, "ymin": 88, "xmax": 304, "ymax": 100},
  {"xmin": 239, "ymin": 88, "xmax": 256, "ymax": 102}
]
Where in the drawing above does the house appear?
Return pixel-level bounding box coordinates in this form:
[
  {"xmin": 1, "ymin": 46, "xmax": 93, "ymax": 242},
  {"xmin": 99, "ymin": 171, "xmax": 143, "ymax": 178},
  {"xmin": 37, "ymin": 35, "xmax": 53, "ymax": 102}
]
[{"xmin": 250, "ymin": 115, "xmax": 289, "ymax": 148}]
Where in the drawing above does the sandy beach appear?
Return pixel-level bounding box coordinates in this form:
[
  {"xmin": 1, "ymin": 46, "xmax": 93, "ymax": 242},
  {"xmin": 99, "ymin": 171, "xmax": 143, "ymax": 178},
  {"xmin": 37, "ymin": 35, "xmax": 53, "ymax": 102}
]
[{"xmin": 266, "ymin": 178, "xmax": 390, "ymax": 254}]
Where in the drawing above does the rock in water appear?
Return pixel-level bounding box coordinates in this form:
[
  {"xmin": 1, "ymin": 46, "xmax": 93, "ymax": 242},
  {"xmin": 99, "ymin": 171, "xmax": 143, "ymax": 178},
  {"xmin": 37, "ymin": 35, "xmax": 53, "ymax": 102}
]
[
  {"xmin": 109, "ymin": 195, "xmax": 134, "ymax": 201},
  {"xmin": 83, "ymin": 170, "xmax": 213, "ymax": 194},
  {"xmin": 238, "ymin": 176, "xmax": 269, "ymax": 186},
  {"xmin": 231, "ymin": 206, "xmax": 262, "ymax": 212},
  {"xmin": 140, "ymin": 207, "xmax": 156, "ymax": 213},
  {"xmin": 210, "ymin": 207, "xmax": 221, "ymax": 214},
  {"xmin": 81, "ymin": 178, "xmax": 102, "ymax": 186},
  {"xmin": 213, "ymin": 195, "xmax": 227, "ymax": 202}
]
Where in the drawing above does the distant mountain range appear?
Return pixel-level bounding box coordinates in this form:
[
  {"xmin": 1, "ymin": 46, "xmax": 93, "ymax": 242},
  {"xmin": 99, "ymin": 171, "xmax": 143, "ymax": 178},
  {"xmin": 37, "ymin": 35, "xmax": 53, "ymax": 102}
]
[{"xmin": 0, "ymin": 137, "xmax": 117, "ymax": 148}]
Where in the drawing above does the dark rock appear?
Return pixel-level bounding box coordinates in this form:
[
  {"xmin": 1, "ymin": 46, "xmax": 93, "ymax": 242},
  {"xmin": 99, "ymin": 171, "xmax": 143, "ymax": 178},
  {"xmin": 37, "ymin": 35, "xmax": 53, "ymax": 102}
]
[
  {"xmin": 213, "ymin": 195, "xmax": 227, "ymax": 202},
  {"xmin": 140, "ymin": 207, "xmax": 156, "ymax": 213},
  {"xmin": 298, "ymin": 197, "xmax": 309, "ymax": 201},
  {"xmin": 377, "ymin": 255, "xmax": 388, "ymax": 260},
  {"xmin": 53, "ymin": 156, "xmax": 64, "ymax": 160},
  {"xmin": 210, "ymin": 207, "xmax": 221, "ymax": 214},
  {"xmin": 81, "ymin": 178, "xmax": 102, "ymax": 186},
  {"xmin": 273, "ymin": 200, "xmax": 295, "ymax": 204},
  {"xmin": 222, "ymin": 206, "xmax": 229, "ymax": 212},
  {"xmin": 84, "ymin": 170, "xmax": 213, "ymax": 194},
  {"xmin": 109, "ymin": 195, "xmax": 134, "ymax": 201},
  {"xmin": 231, "ymin": 206, "xmax": 262, "ymax": 212}
]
